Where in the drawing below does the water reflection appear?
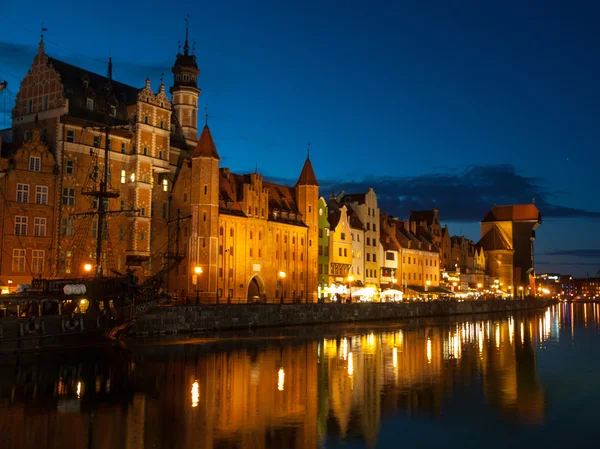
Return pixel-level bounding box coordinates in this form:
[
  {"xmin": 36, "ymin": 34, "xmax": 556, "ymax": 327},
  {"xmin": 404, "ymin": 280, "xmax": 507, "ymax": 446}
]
[{"xmin": 1, "ymin": 303, "xmax": 599, "ymax": 449}]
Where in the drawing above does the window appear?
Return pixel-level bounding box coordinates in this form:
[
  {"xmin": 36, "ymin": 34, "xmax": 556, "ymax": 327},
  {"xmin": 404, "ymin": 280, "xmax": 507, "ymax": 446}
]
[
  {"xmin": 93, "ymin": 136, "xmax": 100, "ymax": 148},
  {"xmin": 130, "ymin": 172, "xmax": 135, "ymax": 182},
  {"xmin": 27, "ymin": 99, "xmax": 33, "ymax": 113},
  {"xmin": 28, "ymin": 156, "xmax": 41, "ymax": 172},
  {"xmin": 159, "ymin": 120, "xmax": 164, "ymax": 129},
  {"xmin": 12, "ymin": 249, "xmax": 26, "ymax": 272},
  {"xmin": 32, "ymin": 250, "xmax": 45, "ymax": 273},
  {"xmin": 343, "ymin": 248, "xmax": 347, "ymax": 257},
  {"xmin": 16, "ymin": 184, "xmax": 29, "ymax": 203},
  {"xmin": 144, "ymin": 115, "xmax": 149, "ymax": 124},
  {"xmin": 338, "ymin": 248, "xmax": 342, "ymax": 257},
  {"xmin": 162, "ymin": 203, "xmax": 168, "ymax": 219},
  {"xmin": 318, "ymin": 245, "xmax": 323, "ymax": 255},
  {"xmin": 426, "ymin": 259, "xmax": 429, "ymax": 266},
  {"xmin": 230, "ymin": 228, "xmax": 234, "ymax": 237},
  {"xmin": 110, "ymin": 106, "xmax": 116, "ymax": 117},
  {"xmin": 62, "ymin": 188, "xmax": 75, "ymax": 206},
  {"xmin": 120, "ymin": 200, "xmax": 125, "ymax": 211},
  {"xmin": 120, "ymin": 142, "xmax": 127, "ymax": 154},
  {"xmin": 373, "ymin": 224, "xmax": 377, "ymax": 232},
  {"xmin": 162, "ymin": 179, "xmax": 168, "ymax": 192},
  {"xmin": 366, "ymin": 237, "xmax": 370, "ymax": 246},
  {"xmin": 141, "ymin": 207, "xmax": 146, "ymax": 216},
  {"xmin": 366, "ymin": 253, "xmax": 371, "ymax": 262},
  {"xmin": 15, "ymin": 216, "xmax": 27, "ymax": 235},
  {"xmin": 341, "ymin": 232, "xmax": 346, "ymax": 240},
  {"xmin": 33, "ymin": 217, "xmax": 46, "ymax": 236},
  {"xmin": 143, "ymin": 146, "xmax": 148, "ymax": 155},
  {"xmin": 249, "ymin": 248, "xmax": 253, "ymax": 257},
  {"xmin": 86, "ymin": 98, "xmax": 94, "ymax": 110},
  {"xmin": 386, "ymin": 252, "xmax": 395, "ymax": 261},
  {"xmin": 120, "ymin": 170, "xmax": 126, "ymax": 184},
  {"xmin": 204, "ymin": 185, "xmax": 208, "ymax": 195},
  {"xmin": 90, "ymin": 220, "xmax": 98, "ymax": 238},
  {"xmin": 59, "ymin": 250, "xmax": 73, "ymax": 274},
  {"xmin": 158, "ymin": 150, "xmax": 164, "ymax": 159},
  {"xmin": 35, "ymin": 186, "xmax": 48, "ymax": 204},
  {"xmin": 66, "ymin": 159, "xmax": 74, "ymax": 174},
  {"xmin": 61, "ymin": 217, "xmax": 75, "ymax": 236},
  {"xmin": 66, "ymin": 130, "xmax": 75, "ymax": 143},
  {"xmin": 140, "ymin": 232, "xmax": 145, "ymax": 241},
  {"xmin": 367, "ymin": 223, "xmax": 370, "ymax": 231}
]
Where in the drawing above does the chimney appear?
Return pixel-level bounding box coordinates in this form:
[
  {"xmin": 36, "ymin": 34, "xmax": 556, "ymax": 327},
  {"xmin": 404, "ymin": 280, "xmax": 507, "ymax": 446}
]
[
  {"xmin": 411, "ymin": 221, "xmax": 417, "ymax": 234},
  {"xmin": 403, "ymin": 220, "xmax": 410, "ymax": 232}
]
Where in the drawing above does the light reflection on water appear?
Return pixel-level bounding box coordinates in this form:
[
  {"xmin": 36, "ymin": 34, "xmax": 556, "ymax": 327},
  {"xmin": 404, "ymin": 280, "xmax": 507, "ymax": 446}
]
[{"xmin": 1, "ymin": 303, "xmax": 600, "ymax": 449}]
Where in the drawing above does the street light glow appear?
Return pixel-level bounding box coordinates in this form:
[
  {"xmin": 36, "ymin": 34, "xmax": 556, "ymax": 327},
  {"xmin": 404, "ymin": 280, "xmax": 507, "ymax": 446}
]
[
  {"xmin": 194, "ymin": 266, "xmax": 202, "ymax": 274},
  {"xmin": 279, "ymin": 271, "xmax": 286, "ymax": 279},
  {"xmin": 84, "ymin": 263, "xmax": 92, "ymax": 272}
]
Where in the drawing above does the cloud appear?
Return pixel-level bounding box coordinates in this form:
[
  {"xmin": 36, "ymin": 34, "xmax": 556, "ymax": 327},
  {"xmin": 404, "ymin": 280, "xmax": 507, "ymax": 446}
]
[
  {"xmin": 310, "ymin": 164, "xmax": 600, "ymax": 222},
  {"xmin": 540, "ymin": 249, "xmax": 600, "ymax": 259}
]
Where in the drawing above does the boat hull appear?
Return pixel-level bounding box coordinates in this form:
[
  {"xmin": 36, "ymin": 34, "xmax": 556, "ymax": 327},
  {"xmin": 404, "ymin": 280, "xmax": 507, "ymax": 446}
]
[{"xmin": 0, "ymin": 305, "xmax": 133, "ymax": 354}]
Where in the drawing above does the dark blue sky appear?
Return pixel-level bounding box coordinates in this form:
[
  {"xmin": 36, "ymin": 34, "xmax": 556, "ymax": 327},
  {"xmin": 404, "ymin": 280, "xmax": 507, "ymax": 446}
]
[{"xmin": 1, "ymin": 0, "xmax": 599, "ymax": 276}]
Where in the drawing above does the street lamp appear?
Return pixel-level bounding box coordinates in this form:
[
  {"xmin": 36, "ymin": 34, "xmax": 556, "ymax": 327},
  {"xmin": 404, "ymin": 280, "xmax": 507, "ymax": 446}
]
[
  {"xmin": 518, "ymin": 285, "xmax": 524, "ymax": 300},
  {"xmin": 194, "ymin": 266, "xmax": 202, "ymax": 304},
  {"xmin": 84, "ymin": 263, "xmax": 92, "ymax": 274},
  {"xmin": 348, "ymin": 274, "xmax": 354, "ymax": 302},
  {"xmin": 279, "ymin": 271, "xmax": 286, "ymax": 304}
]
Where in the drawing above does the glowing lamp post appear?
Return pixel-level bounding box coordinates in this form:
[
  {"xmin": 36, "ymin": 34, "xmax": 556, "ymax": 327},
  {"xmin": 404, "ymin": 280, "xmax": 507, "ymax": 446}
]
[
  {"xmin": 194, "ymin": 266, "xmax": 202, "ymax": 304},
  {"xmin": 83, "ymin": 263, "xmax": 92, "ymax": 275},
  {"xmin": 348, "ymin": 275, "xmax": 354, "ymax": 302},
  {"xmin": 518, "ymin": 286, "xmax": 524, "ymax": 300},
  {"xmin": 279, "ymin": 271, "xmax": 286, "ymax": 304}
]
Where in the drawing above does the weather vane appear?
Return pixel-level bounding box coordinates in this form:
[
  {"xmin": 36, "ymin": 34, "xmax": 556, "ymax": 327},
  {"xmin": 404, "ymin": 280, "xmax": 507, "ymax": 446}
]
[
  {"xmin": 205, "ymin": 104, "xmax": 208, "ymax": 126},
  {"xmin": 160, "ymin": 72, "xmax": 164, "ymax": 84}
]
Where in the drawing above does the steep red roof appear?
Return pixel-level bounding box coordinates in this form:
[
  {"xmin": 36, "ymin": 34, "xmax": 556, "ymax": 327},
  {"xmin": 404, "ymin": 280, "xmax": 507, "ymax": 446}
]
[
  {"xmin": 410, "ymin": 210, "xmax": 437, "ymax": 226},
  {"xmin": 477, "ymin": 225, "xmax": 513, "ymax": 251},
  {"xmin": 192, "ymin": 125, "xmax": 220, "ymax": 159},
  {"xmin": 481, "ymin": 204, "xmax": 540, "ymax": 223},
  {"xmin": 296, "ymin": 156, "xmax": 318, "ymax": 186}
]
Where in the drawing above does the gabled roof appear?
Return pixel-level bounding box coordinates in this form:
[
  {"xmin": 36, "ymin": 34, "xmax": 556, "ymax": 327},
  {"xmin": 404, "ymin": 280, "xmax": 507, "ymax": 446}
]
[
  {"xmin": 477, "ymin": 225, "xmax": 513, "ymax": 251},
  {"xmin": 343, "ymin": 193, "xmax": 366, "ymax": 204},
  {"xmin": 481, "ymin": 204, "xmax": 541, "ymax": 223},
  {"xmin": 347, "ymin": 208, "xmax": 364, "ymax": 230},
  {"xmin": 296, "ymin": 156, "xmax": 318, "ymax": 186},
  {"xmin": 192, "ymin": 125, "xmax": 220, "ymax": 159},
  {"xmin": 410, "ymin": 210, "xmax": 437, "ymax": 226},
  {"xmin": 48, "ymin": 57, "xmax": 138, "ymax": 124}
]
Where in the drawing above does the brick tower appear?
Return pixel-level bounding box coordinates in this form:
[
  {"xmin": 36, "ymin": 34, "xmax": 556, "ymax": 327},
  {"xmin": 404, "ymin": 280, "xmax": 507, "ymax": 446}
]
[{"xmin": 295, "ymin": 153, "xmax": 319, "ymax": 302}]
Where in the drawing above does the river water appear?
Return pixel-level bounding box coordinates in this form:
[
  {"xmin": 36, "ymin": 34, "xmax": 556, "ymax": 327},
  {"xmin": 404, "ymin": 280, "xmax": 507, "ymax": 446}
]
[{"xmin": 2, "ymin": 303, "xmax": 600, "ymax": 449}]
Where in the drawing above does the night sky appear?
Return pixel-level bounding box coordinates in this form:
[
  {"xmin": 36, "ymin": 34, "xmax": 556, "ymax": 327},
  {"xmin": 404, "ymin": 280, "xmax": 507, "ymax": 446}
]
[{"xmin": 1, "ymin": 1, "xmax": 599, "ymax": 277}]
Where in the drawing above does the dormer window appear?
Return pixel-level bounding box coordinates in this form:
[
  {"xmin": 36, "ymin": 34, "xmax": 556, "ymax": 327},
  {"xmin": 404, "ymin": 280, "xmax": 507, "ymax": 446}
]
[
  {"xmin": 86, "ymin": 98, "xmax": 94, "ymax": 110},
  {"xmin": 183, "ymin": 74, "xmax": 190, "ymax": 81},
  {"xmin": 175, "ymin": 74, "xmax": 181, "ymax": 81}
]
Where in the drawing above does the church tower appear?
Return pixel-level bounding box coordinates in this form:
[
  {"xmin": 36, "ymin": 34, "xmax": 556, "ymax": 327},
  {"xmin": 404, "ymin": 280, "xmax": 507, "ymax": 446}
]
[
  {"xmin": 190, "ymin": 123, "xmax": 220, "ymax": 302},
  {"xmin": 296, "ymin": 152, "xmax": 320, "ymax": 303},
  {"xmin": 170, "ymin": 19, "xmax": 201, "ymax": 146}
]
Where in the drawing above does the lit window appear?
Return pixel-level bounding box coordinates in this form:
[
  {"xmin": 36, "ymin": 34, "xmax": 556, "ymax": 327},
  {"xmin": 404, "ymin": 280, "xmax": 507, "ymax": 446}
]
[
  {"xmin": 86, "ymin": 98, "xmax": 94, "ymax": 110},
  {"xmin": 32, "ymin": 250, "xmax": 45, "ymax": 273},
  {"xmin": 162, "ymin": 178, "xmax": 168, "ymax": 192},
  {"xmin": 130, "ymin": 172, "xmax": 136, "ymax": 183},
  {"xmin": 12, "ymin": 249, "xmax": 26, "ymax": 272},
  {"xmin": 120, "ymin": 170, "xmax": 126, "ymax": 184}
]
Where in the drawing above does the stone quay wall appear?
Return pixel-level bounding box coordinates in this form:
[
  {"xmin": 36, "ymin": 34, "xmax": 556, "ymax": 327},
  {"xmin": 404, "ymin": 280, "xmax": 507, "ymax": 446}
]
[{"xmin": 133, "ymin": 299, "xmax": 552, "ymax": 335}]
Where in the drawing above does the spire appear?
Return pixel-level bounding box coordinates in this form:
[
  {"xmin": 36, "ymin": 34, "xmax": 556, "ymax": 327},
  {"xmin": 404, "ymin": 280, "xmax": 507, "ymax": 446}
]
[
  {"xmin": 38, "ymin": 26, "xmax": 47, "ymax": 55},
  {"xmin": 296, "ymin": 153, "xmax": 319, "ymax": 186},
  {"xmin": 192, "ymin": 124, "xmax": 220, "ymax": 160},
  {"xmin": 184, "ymin": 14, "xmax": 190, "ymax": 56}
]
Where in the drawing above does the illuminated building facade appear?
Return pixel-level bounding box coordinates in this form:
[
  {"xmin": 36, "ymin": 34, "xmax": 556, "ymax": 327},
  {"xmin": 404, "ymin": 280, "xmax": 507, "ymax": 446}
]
[
  {"xmin": 317, "ymin": 197, "xmax": 330, "ymax": 299},
  {"xmin": 477, "ymin": 204, "xmax": 542, "ymax": 295}
]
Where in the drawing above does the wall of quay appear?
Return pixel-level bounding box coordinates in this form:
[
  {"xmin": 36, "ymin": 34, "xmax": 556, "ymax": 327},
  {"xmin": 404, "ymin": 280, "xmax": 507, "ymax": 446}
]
[{"xmin": 133, "ymin": 299, "xmax": 553, "ymax": 336}]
